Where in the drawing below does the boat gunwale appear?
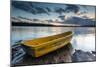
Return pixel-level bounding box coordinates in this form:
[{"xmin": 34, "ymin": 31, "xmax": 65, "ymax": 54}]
[{"xmin": 22, "ymin": 31, "xmax": 73, "ymax": 48}]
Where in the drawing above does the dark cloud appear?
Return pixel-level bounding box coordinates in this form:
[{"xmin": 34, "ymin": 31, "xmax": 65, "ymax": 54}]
[
  {"xmin": 12, "ymin": 1, "xmax": 36, "ymax": 14},
  {"xmin": 55, "ymin": 8, "xmax": 65, "ymax": 15},
  {"xmin": 77, "ymin": 11, "xmax": 87, "ymax": 15},
  {"xmin": 64, "ymin": 16, "xmax": 95, "ymax": 26},
  {"xmin": 12, "ymin": 1, "xmax": 81, "ymax": 15},
  {"xmin": 46, "ymin": 7, "xmax": 52, "ymax": 12},
  {"xmin": 58, "ymin": 15, "xmax": 65, "ymax": 20},
  {"xmin": 12, "ymin": 1, "xmax": 50, "ymax": 15},
  {"xmin": 65, "ymin": 4, "xmax": 80, "ymax": 13}
]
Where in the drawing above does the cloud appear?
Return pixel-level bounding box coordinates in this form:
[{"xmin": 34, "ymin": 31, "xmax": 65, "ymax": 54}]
[
  {"xmin": 12, "ymin": 1, "xmax": 51, "ymax": 15},
  {"xmin": 64, "ymin": 16, "xmax": 95, "ymax": 26},
  {"xmin": 55, "ymin": 8, "xmax": 65, "ymax": 15},
  {"xmin": 12, "ymin": 1, "xmax": 90, "ymax": 16},
  {"xmin": 65, "ymin": 4, "xmax": 80, "ymax": 13}
]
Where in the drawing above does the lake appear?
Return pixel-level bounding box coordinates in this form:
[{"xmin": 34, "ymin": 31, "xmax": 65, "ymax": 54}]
[{"xmin": 11, "ymin": 26, "xmax": 95, "ymax": 52}]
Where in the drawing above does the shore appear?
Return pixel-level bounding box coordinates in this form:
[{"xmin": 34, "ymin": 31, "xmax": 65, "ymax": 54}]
[{"xmin": 11, "ymin": 42, "xmax": 96, "ymax": 66}]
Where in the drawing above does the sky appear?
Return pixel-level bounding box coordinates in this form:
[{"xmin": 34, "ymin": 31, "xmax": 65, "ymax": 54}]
[{"xmin": 11, "ymin": 1, "xmax": 96, "ymax": 21}]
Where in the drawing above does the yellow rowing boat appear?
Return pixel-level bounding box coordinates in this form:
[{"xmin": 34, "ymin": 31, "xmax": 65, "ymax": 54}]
[{"xmin": 21, "ymin": 31, "xmax": 73, "ymax": 57}]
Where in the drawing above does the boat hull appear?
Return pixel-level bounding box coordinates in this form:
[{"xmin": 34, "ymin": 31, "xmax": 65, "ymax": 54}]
[{"xmin": 22, "ymin": 31, "xmax": 73, "ymax": 57}]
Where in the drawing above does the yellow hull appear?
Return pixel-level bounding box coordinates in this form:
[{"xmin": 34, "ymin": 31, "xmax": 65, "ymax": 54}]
[{"xmin": 21, "ymin": 31, "xmax": 73, "ymax": 57}]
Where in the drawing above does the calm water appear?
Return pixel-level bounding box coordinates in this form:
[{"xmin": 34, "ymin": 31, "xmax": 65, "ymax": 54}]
[{"xmin": 11, "ymin": 26, "xmax": 95, "ymax": 52}]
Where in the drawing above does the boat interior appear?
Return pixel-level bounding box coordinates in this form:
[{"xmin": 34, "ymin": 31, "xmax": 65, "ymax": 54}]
[{"xmin": 22, "ymin": 31, "xmax": 72, "ymax": 47}]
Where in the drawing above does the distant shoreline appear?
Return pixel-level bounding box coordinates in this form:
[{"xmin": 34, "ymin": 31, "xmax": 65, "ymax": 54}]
[{"xmin": 12, "ymin": 22, "xmax": 96, "ymax": 27}]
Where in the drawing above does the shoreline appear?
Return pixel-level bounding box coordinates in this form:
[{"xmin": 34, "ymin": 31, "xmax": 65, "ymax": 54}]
[
  {"xmin": 12, "ymin": 22, "xmax": 96, "ymax": 27},
  {"xmin": 11, "ymin": 42, "xmax": 96, "ymax": 66}
]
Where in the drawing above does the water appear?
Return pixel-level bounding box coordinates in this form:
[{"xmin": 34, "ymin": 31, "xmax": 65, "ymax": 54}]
[{"xmin": 11, "ymin": 26, "xmax": 95, "ymax": 52}]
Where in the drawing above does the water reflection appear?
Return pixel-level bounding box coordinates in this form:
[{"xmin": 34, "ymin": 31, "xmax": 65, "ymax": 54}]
[
  {"xmin": 71, "ymin": 34, "xmax": 95, "ymax": 51},
  {"xmin": 11, "ymin": 26, "xmax": 95, "ymax": 52}
]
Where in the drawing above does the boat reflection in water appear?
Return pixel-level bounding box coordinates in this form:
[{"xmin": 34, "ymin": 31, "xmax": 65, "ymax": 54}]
[{"xmin": 11, "ymin": 27, "xmax": 96, "ymax": 66}]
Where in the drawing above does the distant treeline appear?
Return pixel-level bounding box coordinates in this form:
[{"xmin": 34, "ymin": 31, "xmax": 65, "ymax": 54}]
[{"xmin": 12, "ymin": 22, "xmax": 96, "ymax": 27}]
